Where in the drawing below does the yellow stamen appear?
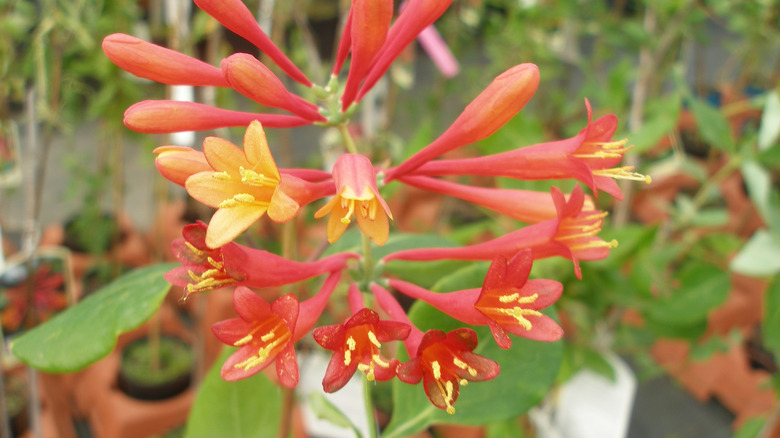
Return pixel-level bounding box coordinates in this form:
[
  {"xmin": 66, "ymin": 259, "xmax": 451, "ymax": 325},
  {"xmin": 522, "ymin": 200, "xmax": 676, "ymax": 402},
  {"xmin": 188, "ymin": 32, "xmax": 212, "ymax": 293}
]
[
  {"xmin": 239, "ymin": 166, "xmax": 279, "ymax": 187},
  {"xmin": 212, "ymin": 171, "xmax": 232, "ymax": 181},
  {"xmin": 453, "ymin": 357, "xmax": 478, "ymax": 377},
  {"xmin": 367, "ymin": 331, "xmax": 381, "ymax": 349},
  {"xmin": 218, "ymin": 193, "xmax": 269, "ymax": 209},
  {"xmin": 234, "ymin": 334, "xmax": 253, "ymax": 346},
  {"xmin": 573, "ymin": 139, "xmax": 632, "ymax": 159},
  {"xmin": 347, "ymin": 336, "xmax": 357, "ymax": 351},
  {"xmin": 341, "ymin": 199, "xmax": 356, "ymax": 224},
  {"xmin": 207, "ymin": 257, "xmax": 223, "ymax": 269},
  {"xmin": 431, "ymin": 361, "xmax": 442, "ymax": 380},
  {"xmin": 185, "ymin": 241, "xmax": 204, "ymax": 255},
  {"xmin": 569, "ymin": 239, "xmax": 619, "ymax": 251},
  {"xmin": 593, "ymin": 166, "xmax": 652, "ymax": 184},
  {"xmin": 344, "ymin": 349, "xmax": 352, "ymax": 366},
  {"xmin": 372, "ymin": 353, "xmax": 391, "ymax": 368}
]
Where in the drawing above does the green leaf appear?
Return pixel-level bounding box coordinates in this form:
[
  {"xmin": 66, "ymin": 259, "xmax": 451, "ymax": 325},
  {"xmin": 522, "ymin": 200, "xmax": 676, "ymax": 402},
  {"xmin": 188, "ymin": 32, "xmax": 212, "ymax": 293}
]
[
  {"xmin": 382, "ymin": 302, "xmax": 563, "ymax": 438},
  {"xmin": 645, "ymin": 263, "xmax": 730, "ymax": 326},
  {"xmin": 185, "ymin": 348, "xmax": 281, "ymax": 438},
  {"xmin": 431, "ymin": 261, "xmax": 491, "ymax": 292},
  {"xmin": 730, "ymin": 229, "xmax": 780, "ymax": 277},
  {"xmin": 758, "ymin": 90, "xmax": 780, "ymax": 151},
  {"xmin": 308, "ymin": 392, "xmax": 363, "ymax": 438},
  {"xmin": 732, "ymin": 416, "xmax": 765, "ymax": 438},
  {"xmin": 325, "ymin": 230, "xmax": 458, "ymax": 262},
  {"xmin": 10, "ymin": 264, "xmax": 175, "ymax": 373},
  {"xmin": 385, "ymin": 260, "xmax": 469, "ymax": 290},
  {"xmin": 689, "ymin": 208, "xmax": 730, "ymax": 227},
  {"xmin": 762, "ymin": 277, "xmax": 780, "ymax": 357},
  {"xmin": 629, "ymin": 95, "xmax": 682, "ymax": 154},
  {"xmin": 689, "ymin": 98, "xmax": 736, "ymax": 152},
  {"xmin": 741, "ymin": 160, "xmax": 780, "ymax": 238}
]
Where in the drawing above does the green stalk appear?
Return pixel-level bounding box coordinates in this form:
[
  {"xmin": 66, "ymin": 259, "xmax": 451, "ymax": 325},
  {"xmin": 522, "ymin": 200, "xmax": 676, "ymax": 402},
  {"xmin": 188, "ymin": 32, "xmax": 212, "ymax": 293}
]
[
  {"xmin": 363, "ymin": 376, "xmax": 378, "ymax": 438},
  {"xmin": 338, "ymin": 123, "xmax": 359, "ymax": 154}
]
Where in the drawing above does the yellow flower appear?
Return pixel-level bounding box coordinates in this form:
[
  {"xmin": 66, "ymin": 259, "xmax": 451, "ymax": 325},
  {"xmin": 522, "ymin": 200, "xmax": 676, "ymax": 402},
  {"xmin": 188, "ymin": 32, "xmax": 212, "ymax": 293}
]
[
  {"xmin": 185, "ymin": 120, "xmax": 300, "ymax": 248},
  {"xmin": 314, "ymin": 154, "xmax": 393, "ymax": 245}
]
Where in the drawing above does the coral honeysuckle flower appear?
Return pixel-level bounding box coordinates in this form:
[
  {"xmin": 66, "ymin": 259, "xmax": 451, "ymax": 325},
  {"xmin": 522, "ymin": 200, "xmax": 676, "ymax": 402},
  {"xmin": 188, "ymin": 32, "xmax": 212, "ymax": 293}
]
[
  {"xmin": 213, "ymin": 272, "xmax": 342, "ymax": 385},
  {"xmin": 183, "ymin": 121, "xmax": 320, "ymax": 248},
  {"xmin": 213, "ymin": 287, "xmax": 300, "ymax": 384},
  {"xmin": 154, "ymin": 146, "xmax": 212, "ymax": 187},
  {"xmin": 124, "ymin": 100, "xmax": 312, "ymax": 134},
  {"xmin": 102, "ymin": 34, "xmax": 229, "ymax": 87},
  {"xmin": 154, "ymin": 146, "xmax": 334, "ymax": 189},
  {"xmin": 398, "ymin": 328, "xmax": 499, "ymax": 414},
  {"xmin": 399, "ymin": 175, "xmax": 595, "ymax": 224},
  {"xmin": 383, "ymin": 185, "xmax": 614, "ymax": 279},
  {"xmin": 388, "ymin": 250, "xmax": 563, "ymax": 349},
  {"xmin": 313, "ymin": 306, "xmax": 410, "ymax": 392},
  {"xmin": 221, "ymin": 54, "xmax": 324, "ymax": 122},
  {"xmin": 165, "ymin": 222, "xmax": 358, "ymax": 296},
  {"xmin": 193, "ymin": 0, "xmax": 310, "ymax": 86},
  {"xmin": 405, "ymin": 100, "xmax": 650, "ymax": 199},
  {"xmin": 314, "ymin": 154, "xmax": 393, "ymax": 245},
  {"xmin": 385, "ymin": 63, "xmax": 539, "ymax": 181},
  {"xmin": 354, "ymin": 0, "xmax": 454, "ymax": 103},
  {"xmin": 370, "ymin": 284, "xmax": 500, "ymax": 414},
  {"xmin": 338, "ymin": 0, "xmax": 394, "ymax": 110}
]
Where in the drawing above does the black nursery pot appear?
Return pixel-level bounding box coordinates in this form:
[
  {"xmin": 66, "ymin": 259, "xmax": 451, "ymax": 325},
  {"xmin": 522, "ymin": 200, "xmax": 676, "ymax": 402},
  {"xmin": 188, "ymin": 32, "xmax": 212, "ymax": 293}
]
[{"xmin": 117, "ymin": 336, "xmax": 193, "ymax": 401}]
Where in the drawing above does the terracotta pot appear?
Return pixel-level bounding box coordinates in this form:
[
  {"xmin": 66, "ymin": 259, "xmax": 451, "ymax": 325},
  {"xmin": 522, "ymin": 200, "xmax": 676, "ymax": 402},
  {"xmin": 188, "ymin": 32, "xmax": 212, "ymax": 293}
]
[
  {"xmin": 72, "ymin": 303, "xmax": 196, "ymax": 438},
  {"xmin": 117, "ymin": 336, "xmax": 193, "ymax": 401}
]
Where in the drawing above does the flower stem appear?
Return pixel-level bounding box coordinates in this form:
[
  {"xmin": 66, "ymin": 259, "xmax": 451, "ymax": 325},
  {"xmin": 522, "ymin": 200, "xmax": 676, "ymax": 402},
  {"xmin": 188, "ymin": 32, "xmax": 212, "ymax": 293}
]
[
  {"xmin": 362, "ymin": 234, "xmax": 374, "ymax": 285},
  {"xmin": 363, "ymin": 376, "xmax": 378, "ymax": 438},
  {"xmin": 338, "ymin": 123, "xmax": 358, "ymax": 154}
]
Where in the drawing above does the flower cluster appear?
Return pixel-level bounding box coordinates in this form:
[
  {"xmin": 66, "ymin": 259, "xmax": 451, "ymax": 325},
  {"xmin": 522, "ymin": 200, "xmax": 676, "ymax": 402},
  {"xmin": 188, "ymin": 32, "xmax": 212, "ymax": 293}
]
[{"xmin": 105, "ymin": 0, "xmax": 648, "ymax": 414}]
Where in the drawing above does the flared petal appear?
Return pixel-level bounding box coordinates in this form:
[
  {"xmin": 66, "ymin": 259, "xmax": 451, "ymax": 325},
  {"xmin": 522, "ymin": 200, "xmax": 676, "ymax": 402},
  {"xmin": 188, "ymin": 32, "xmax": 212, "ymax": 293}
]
[
  {"xmin": 203, "ymin": 137, "xmax": 251, "ymax": 177},
  {"xmin": 206, "ymin": 205, "xmax": 267, "ymax": 248},
  {"xmin": 243, "ymin": 121, "xmax": 281, "ymax": 180},
  {"xmin": 233, "ymin": 286, "xmax": 273, "ymax": 322},
  {"xmin": 154, "ymin": 146, "xmax": 211, "ymax": 187}
]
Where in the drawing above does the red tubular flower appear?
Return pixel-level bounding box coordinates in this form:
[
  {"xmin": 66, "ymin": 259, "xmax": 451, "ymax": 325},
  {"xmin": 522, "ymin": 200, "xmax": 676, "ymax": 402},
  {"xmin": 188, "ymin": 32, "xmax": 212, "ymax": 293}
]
[
  {"xmin": 222, "ymin": 54, "xmax": 324, "ymax": 122},
  {"xmin": 406, "ymin": 101, "xmax": 650, "ymax": 199},
  {"xmin": 314, "ymin": 154, "xmax": 393, "ymax": 245},
  {"xmin": 165, "ymin": 222, "xmax": 358, "ymax": 296},
  {"xmin": 124, "ymin": 100, "xmax": 311, "ymax": 134},
  {"xmin": 397, "ymin": 328, "xmax": 500, "ymax": 414},
  {"xmin": 370, "ymin": 284, "xmax": 499, "ymax": 414},
  {"xmin": 356, "ymin": 0, "xmax": 454, "ymax": 102},
  {"xmin": 389, "ymin": 250, "xmax": 563, "ymax": 348},
  {"xmin": 313, "ymin": 306, "xmax": 411, "ymax": 392},
  {"xmin": 386, "ymin": 64, "xmax": 539, "ymax": 180},
  {"xmin": 340, "ymin": 0, "xmax": 394, "ymax": 110},
  {"xmin": 213, "ymin": 287, "xmax": 299, "ymax": 385},
  {"xmin": 193, "ymin": 0, "xmax": 310, "ymax": 86},
  {"xmin": 213, "ymin": 272, "xmax": 341, "ymax": 385},
  {"xmin": 398, "ymin": 175, "xmax": 591, "ymax": 223},
  {"xmin": 102, "ymin": 34, "xmax": 229, "ymax": 87},
  {"xmin": 383, "ymin": 185, "xmax": 615, "ymax": 279}
]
